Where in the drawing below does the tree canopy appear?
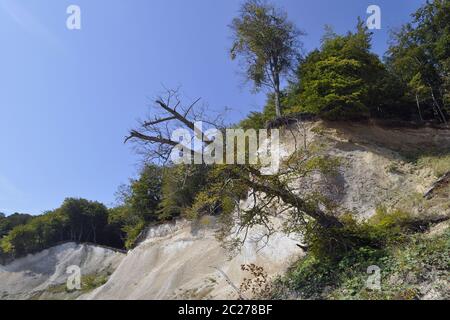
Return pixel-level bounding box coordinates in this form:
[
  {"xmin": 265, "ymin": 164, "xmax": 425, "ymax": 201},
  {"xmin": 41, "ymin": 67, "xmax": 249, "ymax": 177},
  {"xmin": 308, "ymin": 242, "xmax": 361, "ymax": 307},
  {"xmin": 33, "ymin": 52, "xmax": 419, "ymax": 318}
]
[
  {"xmin": 385, "ymin": 0, "xmax": 449, "ymax": 123},
  {"xmin": 0, "ymin": 198, "xmax": 124, "ymax": 258},
  {"xmin": 286, "ymin": 21, "xmax": 408, "ymax": 120},
  {"xmin": 0, "ymin": 213, "xmax": 33, "ymax": 238},
  {"xmin": 230, "ymin": 0, "xmax": 303, "ymax": 117}
]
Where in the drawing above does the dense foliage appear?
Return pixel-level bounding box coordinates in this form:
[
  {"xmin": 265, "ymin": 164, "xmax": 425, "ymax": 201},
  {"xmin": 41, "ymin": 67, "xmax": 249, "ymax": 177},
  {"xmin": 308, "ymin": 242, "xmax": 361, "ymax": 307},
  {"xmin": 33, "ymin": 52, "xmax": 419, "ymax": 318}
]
[
  {"xmin": 0, "ymin": 213, "xmax": 34, "ymax": 261},
  {"xmin": 288, "ymin": 21, "xmax": 410, "ymax": 120},
  {"xmin": 0, "ymin": 199, "xmax": 122, "ymax": 259},
  {"xmin": 0, "ymin": 162, "xmax": 210, "ymax": 257},
  {"xmin": 0, "ymin": 213, "xmax": 33, "ymax": 238},
  {"xmin": 238, "ymin": 0, "xmax": 448, "ymax": 127},
  {"xmin": 108, "ymin": 164, "xmax": 208, "ymax": 249},
  {"xmin": 385, "ymin": 0, "xmax": 450, "ymax": 123},
  {"xmin": 159, "ymin": 164, "xmax": 210, "ymax": 220},
  {"xmin": 273, "ymin": 209, "xmax": 450, "ymax": 300}
]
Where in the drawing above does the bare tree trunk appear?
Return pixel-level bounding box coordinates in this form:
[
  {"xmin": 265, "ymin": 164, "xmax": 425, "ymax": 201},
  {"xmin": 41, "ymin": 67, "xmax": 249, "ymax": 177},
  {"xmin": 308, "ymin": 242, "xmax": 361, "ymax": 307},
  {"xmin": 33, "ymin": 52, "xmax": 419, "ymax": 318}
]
[
  {"xmin": 430, "ymin": 86, "xmax": 448, "ymax": 125},
  {"xmin": 92, "ymin": 223, "xmax": 97, "ymax": 243},
  {"xmin": 415, "ymin": 93, "xmax": 423, "ymax": 121},
  {"xmin": 274, "ymin": 73, "xmax": 282, "ymax": 118},
  {"xmin": 78, "ymin": 226, "xmax": 83, "ymax": 243}
]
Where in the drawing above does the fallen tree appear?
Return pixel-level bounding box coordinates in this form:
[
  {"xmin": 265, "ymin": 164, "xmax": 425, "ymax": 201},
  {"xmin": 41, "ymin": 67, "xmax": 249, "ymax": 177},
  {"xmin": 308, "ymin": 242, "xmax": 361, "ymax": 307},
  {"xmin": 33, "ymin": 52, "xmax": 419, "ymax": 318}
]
[{"xmin": 125, "ymin": 89, "xmax": 344, "ymax": 243}]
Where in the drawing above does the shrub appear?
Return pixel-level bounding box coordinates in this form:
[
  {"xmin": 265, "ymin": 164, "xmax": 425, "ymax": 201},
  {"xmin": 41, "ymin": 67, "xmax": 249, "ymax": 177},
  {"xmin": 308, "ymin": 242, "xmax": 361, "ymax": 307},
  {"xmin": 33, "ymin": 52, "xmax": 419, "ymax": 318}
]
[
  {"xmin": 274, "ymin": 207, "xmax": 449, "ymax": 300},
  {"xmin": 81, "ymin": 273, "xmax": 110, "ymax": 293},
  {"xmin": 417, "ymin": 154, "xmax": 450, "ymax": 177},
  {"xmin": 122, "ymin": 220, "xmax": 146, "ymax": 249}
]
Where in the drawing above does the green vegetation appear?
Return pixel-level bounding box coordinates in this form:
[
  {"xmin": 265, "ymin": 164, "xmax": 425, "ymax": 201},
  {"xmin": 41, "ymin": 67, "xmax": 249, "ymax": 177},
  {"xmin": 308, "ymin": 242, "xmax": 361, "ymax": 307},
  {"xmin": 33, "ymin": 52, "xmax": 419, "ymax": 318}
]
[
  {"xmin": 230, "ymin": 0, "xmax": 303, "ymax": 117},
  {"xmin": 288, "ymin": 20, "xmax": 407, "ymax": 120},
  {"xmin": 107, "ymin": 164, "xmax": 164, "ymax": 248},
  {"xmin": 0, "ymin": 163, "xmax": 210, "ymax": 257},
  {"xmin": 110, "ymin": 164, "xmax": 209, "ymax": 249},
  {"xmin": 182, "ymin": 141, "xmax": 345, "ymax": 252},
  {"xmin": 273, "ymin": 209, "xmax": 449, "ymax": 300},
  {"xmin": 237, "ymin": 0, "xmax": 448, "ymax": 128},
  {"xmin": 386, "ymin": 0, "xmax": 450, "ymax": 123},
  {"xmin": 81, "ymin": 273, "xmax": 110, "ymax": 293},
  {"xmin": 159, "ymin": 164, "xmax": 209, "ymax": 220},
  {"xmin": 126, "ymin": 164, "xmax": 163, "ymax": 223},
  {"xmin": 0, "ymin": 199, "xmax": 122, "ymax": 259},
  {"xmin": 399, "ymin": 148, "xmax": 450, "ymax": 178},
  {"xmin": 0, "ymin": 213, "xmax": 32, "ymax": 238},
  {"xmin": 417, "ymin": 154, "xmax": 450, "ymax": 177},
  {"xmin": 28, "ymin": 271, "xmax": 112, "ymax": 300}
]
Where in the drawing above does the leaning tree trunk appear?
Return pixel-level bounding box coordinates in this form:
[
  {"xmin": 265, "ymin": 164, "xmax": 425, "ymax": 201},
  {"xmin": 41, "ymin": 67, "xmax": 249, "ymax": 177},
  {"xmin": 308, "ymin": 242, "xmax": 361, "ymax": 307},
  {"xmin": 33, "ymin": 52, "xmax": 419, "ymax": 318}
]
[
  {"xmin": 430, "ymin": 86, "xmax": 448, "ymax": 125},
  {"xmin": 240, "ymin": 167, "xmax": 344, "ymax": 229},
  {"xmin": 125, "ymin": 90, "xmax": 344, "ymax": 231}
]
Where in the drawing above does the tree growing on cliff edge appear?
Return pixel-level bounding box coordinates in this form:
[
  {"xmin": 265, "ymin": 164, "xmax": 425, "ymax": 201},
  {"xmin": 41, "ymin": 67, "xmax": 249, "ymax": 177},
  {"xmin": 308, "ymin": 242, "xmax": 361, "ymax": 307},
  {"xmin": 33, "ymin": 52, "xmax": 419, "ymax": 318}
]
[
  {"xmin": 287, "ymin": 21, "xmax": 408, "ymax": 120},
  {"xmin": 230, "ymin": 0, "xmax": 304, "ymax": 118},
  {"xmin": 0, "ymin": 213, "xmax": 33, "ymax": 238},
  {"xmin": 386, "ymin": 0, "xmax": 449, "ymax": 124}
]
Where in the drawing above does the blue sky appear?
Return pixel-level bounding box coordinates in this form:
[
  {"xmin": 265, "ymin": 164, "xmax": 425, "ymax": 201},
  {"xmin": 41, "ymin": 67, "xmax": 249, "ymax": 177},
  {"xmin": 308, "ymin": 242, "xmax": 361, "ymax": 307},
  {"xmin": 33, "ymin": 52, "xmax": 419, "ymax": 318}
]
[{"xmin": 0, "ymin": 0, "xmax": 425, "ymax": 215}]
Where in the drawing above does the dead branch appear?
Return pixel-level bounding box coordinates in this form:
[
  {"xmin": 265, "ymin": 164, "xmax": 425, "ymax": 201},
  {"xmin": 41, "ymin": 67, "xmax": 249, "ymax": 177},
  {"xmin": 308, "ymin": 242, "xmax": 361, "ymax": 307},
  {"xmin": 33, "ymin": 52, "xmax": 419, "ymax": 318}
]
[
  {"xmin": 126, "ymin": 88, "xmax": 344, "ymax": 243},
  {"xmin": 125, "ymin": 89, "xmax": 220, "ymax": 161}
]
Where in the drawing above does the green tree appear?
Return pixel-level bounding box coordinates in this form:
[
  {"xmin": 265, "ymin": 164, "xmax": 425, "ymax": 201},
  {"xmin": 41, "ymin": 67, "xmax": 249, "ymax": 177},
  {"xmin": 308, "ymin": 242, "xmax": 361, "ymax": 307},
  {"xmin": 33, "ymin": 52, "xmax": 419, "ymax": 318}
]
[
  {"xmin": 0, "ymin": 199, "xmax": 126, "ymax": 259},
  {"xmin": 159, "ymin": 164, "xmax": 209, "ymax": 220},
  {"xmin": 59, "ymin": 198, "xmax": 109, "ymax": 243},
  {"xmin": 1, "ymin": 224, "xmax": 35, "ymax": 257},
  {"xmin": 386, "ymin": 0, "xmax": 449, "ymax": 123},
  {"xmin": 0, "ymin": 212, "xmax": 63, "ymax": 257},
  {"xmin": 290, "ymin": 21, "xmax": 398, "ymax": 120},
  {"xmin": 107, "ymin": 205, "xmax": 143, "ymax": 249},
  {"xmin": 230, "ymin": 0, "xmax": 303, "ymax": 117},
  {"xmin": 107, "ymin": 164, "xmax": 164, "ymax": 248},
  {"xmin": 128, "ymin": 164, "xmax": 163, "ymax": 223},
  {"xmin": 0, "ymin": 213, "xmax": 33, "ymax": 238},
  {"xmin": 112, "ymin": 164, "xmax": 208, "ymax": 229}
]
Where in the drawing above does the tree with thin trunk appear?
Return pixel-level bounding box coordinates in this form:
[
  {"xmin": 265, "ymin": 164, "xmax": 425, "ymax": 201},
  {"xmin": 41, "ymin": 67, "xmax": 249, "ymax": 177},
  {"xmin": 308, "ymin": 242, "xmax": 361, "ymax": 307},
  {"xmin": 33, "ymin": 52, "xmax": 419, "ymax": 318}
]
[
  {"xmin": 386, "ymin": 0, "xmax": 449, "ymax": 124},
  {"xmin": 230, "ymin": 0, "xmax": 303, "ymax": 118}
]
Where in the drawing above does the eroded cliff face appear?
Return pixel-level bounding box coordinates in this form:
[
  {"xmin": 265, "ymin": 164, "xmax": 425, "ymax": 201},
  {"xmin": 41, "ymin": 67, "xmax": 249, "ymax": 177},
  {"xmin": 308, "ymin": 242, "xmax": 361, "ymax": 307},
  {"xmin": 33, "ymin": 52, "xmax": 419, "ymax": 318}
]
[
  {"xmin": 79, "ymin": 121, "xmax": 449, "ymax": 300},
  {"xmin": 2, "ymin": 121, "xmax": 449, "ymax": 300},
  {"xmin": 0, "ymin": 242, "xmax": 124, "ymax": 300},
  {"xmin": 288, "ymin": 120, "xmax": 450, "ymax": 218},
  {"xmin": 80, "ymin": 218, "xmax": 301, "ymax": 300}
]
